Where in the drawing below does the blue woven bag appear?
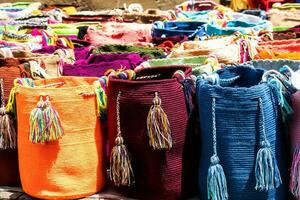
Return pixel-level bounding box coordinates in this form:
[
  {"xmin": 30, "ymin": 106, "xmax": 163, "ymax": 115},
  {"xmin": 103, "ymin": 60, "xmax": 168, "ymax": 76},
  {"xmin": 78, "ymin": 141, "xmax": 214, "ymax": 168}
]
[
  {"xmin": 152, "ymin": 21, "xmax": 206, "ymax": 39},
  {"xmin": 207, "ymin": 20, "xmax": 271, "ymax": 36},
  {"xmin": 196, "ymin": 66, "xmax": 288, "ymax": 200}
]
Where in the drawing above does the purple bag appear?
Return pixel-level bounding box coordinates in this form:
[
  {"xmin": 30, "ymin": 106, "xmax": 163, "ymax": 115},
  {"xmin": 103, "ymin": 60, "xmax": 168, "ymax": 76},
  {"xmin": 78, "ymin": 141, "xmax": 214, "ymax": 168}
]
[{"xmin": 63, "ymin": 53, "xmax": 146, "ymax": 77}]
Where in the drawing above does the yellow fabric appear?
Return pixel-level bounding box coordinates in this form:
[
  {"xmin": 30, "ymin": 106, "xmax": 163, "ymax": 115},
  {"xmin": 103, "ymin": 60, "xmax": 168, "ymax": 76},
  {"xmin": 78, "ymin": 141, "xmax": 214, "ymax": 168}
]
[{"xmin": 62, "ymin": 7, "xmax": 77, "ymax": 15}]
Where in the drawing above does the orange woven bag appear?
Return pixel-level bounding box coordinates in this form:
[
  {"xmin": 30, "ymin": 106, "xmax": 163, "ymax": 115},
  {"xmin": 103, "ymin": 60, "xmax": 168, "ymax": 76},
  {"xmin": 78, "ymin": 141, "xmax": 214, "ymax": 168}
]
[{"xmin": 14, "ymin": 76, "xmax": 105, "ymax": 199}]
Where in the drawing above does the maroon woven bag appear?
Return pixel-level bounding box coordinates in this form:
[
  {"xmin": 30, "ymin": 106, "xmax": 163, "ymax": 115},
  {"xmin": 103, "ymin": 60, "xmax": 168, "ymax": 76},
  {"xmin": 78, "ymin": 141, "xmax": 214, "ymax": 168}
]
[
  {"xmin": 107, "ymin": 66, "xmax": 199, "ymax": 199},
  {"xmin": 0, "ymin": 58, "xmax": 32, "ymax": 186}
]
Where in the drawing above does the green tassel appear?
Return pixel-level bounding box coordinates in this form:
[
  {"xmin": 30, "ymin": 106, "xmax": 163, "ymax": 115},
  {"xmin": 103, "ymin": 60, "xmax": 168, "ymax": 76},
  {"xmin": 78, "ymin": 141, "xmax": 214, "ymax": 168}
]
[
  {"xmin": 29, "ymin": 97, "xmax": 45, "ymax": 143},
  {"xmin": 43, "ymin": 96, "xmax": 64, "ymax": 142},
  {"xmin": 0, "ymin": 106, "xmax": 17, "ymax": 149}
]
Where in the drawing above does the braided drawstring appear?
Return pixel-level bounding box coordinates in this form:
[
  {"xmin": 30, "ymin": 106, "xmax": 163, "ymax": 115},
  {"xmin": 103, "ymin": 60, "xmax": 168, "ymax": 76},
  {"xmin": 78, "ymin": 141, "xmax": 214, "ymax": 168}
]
[
  {"xmin": 255, "ymin": 98, "xmax": 282, "ymax": 191},
  {"xmin": 110, "ymin": 91, "xmax": 134, "ymax": 186},
  {"xmin": 207, "ymin": 97, "xmax": 228, "ymax": 200}
]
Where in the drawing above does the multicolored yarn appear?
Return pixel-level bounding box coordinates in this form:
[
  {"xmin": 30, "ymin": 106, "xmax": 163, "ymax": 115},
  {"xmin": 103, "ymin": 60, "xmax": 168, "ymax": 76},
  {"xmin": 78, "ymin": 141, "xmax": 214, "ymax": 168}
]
[
  {"xmin": 0, "ymin": 78, "xmax": 16, "ymax": 149},
  {"xmin": 29, "ymin": 95, "xmax": 64, "ymax": 144},
  {"xmin": 94, "ymin": 69, "xmax": 136, "ymax": 121},
  {"xmin": 147, "ymin": 92, "xmax": 172, "ymax": 150},
  {"xmin": 110, "ymin": 91, "xmax": 134, "ymax": 186},
  {"xmin": 41, "ymin": 30, "xmax": 74, "ymax": 48}
]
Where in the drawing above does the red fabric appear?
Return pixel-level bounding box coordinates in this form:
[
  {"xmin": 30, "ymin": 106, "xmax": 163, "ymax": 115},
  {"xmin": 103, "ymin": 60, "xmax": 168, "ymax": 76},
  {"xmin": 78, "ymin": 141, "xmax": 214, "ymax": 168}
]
[
  {"xmin": 107, "ymin": 66, "xmax": 198, "ymax": 199},
  {"xmin": 0, "ymin": 149, "xmax": 20, "ymax": 185}
]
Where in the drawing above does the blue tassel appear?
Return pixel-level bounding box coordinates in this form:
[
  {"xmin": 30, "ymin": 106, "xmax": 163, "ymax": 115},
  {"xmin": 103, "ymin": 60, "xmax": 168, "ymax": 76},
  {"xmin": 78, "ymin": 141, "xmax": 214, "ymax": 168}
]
[
  {"xmin": 207, "ymin": 155, "xmax": 228, "ymax": 200},
  {"xmin": 255, "ymin": 140, "xmax": 282, "ymax": 191}
]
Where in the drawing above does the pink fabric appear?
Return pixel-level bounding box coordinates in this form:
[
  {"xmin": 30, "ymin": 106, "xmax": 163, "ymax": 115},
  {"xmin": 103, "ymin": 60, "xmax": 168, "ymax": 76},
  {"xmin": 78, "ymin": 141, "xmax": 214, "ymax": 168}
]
[
  {"xmin": 290, "ymin": 92, "xmax": 300, "ymax": 153},
  {"xmin": 84, "ymin": 22, "xmax": 152, "ymax": 46}
]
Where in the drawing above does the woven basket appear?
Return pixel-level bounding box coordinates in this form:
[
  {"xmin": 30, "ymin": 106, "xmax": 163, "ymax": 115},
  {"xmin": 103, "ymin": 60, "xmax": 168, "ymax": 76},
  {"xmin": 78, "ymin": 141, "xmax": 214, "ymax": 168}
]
[
  {"xmin": 196, "ymin": 66, "xmax": 288, "ymax": 200},
  {"xmin": 107, "ymin": 66, "xmax": 199, "ymax": 199},
  {"xmin": 16, "ymin": 77, "xmax": 105, "ymax": 199}
]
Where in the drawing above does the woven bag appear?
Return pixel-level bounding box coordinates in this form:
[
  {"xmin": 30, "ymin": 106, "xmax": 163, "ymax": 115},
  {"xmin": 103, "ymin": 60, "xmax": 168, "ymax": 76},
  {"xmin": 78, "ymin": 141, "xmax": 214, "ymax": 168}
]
[
  {"xmin": 136, "ymin": 56, "xmax": 220, "ymax": 76},
  {"xmin": 107, "ymin": 66, "xmax": 199, "ymax": 199},
  {"xmin": 207, "ymin": 19, "xmax": 272, "ymax": 36},
  {"xmin": 84, "ymin": 22, "xmax": 152, "ymax": 46},
  {"xmin": 152, "ymin": 21, "xmax": 206, "ymax": 40},
  {"xmin": 15, "ymin": 77, "xmax": 105, "ymax": 199},
  {"xmin": 169, "ymin": 35, "xmax": 258, "ymax": 64},
  {"xmin": 290, "ymin": 92, "xmax": 300, "ymax": 199},
  {"xmin": 92, "ymin": 45, "xmax": 165, "ymax": 59},
  {"xmin": 245, "ymin": 59, "xmax": 300, "ymax": 71},
  {"xmin": 0, "ymin": 58, "xmax": 31, "ymax": 104},
  {"xmin": 63, "ymin": 53, "xmax": 145, "ymax": 77},
  {"xmin": 196, "ymin": 66, "xmax": 288, "ymax": 200},
  {"xmin": 256, "ymin": 39, "xmax": 300, "ymax": 60},
  {"xmin": 0, "ymin": 78, "xmax": 19, "ymax": 186}
]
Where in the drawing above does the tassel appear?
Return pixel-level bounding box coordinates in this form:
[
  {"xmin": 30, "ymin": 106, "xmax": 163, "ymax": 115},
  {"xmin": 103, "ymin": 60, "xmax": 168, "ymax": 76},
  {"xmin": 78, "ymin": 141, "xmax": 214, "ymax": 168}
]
[
  {"xmin": 207, "ymin": 97, "xmax": 228, "ymax": 200},
  {"xmin": 255, "ymin": 98, "xmax": 282, "ymax": 191},
  {"xmin": 0, "ymin": 106, "xmax": 17, "ymax": 149},
  {"xmin": 43, "ymin": 96, "xmax": 64, "ymax": 142},
  {"xmin": 147, "ymin": 92, "xmax": 172, "ymax": 150},
  {"xmin": 0, "ymin": 78, "xmax": 17, "ymax": 149},
  {"xmin": 29, "ymin": 97, "xmax": 45, "ymax": 143},
  {"xmin": 110, "ymin": 136, "xmax": 134, "ymax": 186},
  {"xmin": 110, "ymin": 91, "xmax": 134, "ymax": 186},
  {"xmin": 207, "ymin": 155, "xmax": 228, "ymax": 200},
  {"xmin": 290, "ymin": 144, "xmax": 300, "ymax": 198},
  {"xmin": 255, "ymin": 140, "xmax": 282, "ymax": 191}
]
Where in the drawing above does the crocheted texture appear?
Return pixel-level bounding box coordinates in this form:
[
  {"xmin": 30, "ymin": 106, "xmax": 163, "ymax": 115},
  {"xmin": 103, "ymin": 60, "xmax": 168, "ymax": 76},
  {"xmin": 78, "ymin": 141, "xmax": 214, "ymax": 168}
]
[
  {"xmin": 93, "ymin": 45, "xmax": 165, "ymax": 58},
  {"xmin": 289, "ymin": 92, "xmax": 300, "ymax": 198},
  {"xmin": 196, "ymin": 66, "xmax": 288, "ymax": 200},
  {"xmin": 245, "ymin": 59, "xmax": 300, "ymax": 71},
  {"xmin": 152, "ymin": 21, "xmax": 206, "ymax": 39},
  {"xmin": 85, "ymin": 22, "xmax": 152, "ymax": 46},
  {"xmin": 16, "ymin": 77, "xmax": 105, "ymax": 199},
  {"xmin": 0, "ymin": 58, "xmax": 30, "ymax": 104},
  {"xmin": 63, "ymin": 53, "xmax": 145, "ymax": 77},
  {"xmin": 107, "ymin": 66, "xmax": 198, "ymax": 199}
]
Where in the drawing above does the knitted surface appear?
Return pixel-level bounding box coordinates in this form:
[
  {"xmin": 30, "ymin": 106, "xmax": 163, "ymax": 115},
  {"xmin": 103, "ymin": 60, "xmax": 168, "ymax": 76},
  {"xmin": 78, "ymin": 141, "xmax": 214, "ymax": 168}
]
[
  {"xmin": 92, "ymin": 45, "xmax": 165, "ymax": 59},
  {"xmin": 196, "ymin": 66, "xmax": 288, "ymax": 200},
  {"xmin": 207, "ymin": 20, "xmax": 271, "ymax": 36},
  {"xmin": 152, "ymin": 21, "xmax": 206, "ymax": 39},
  {"xmin": 0, "ymin": 58, "xmax": 22, "ymax": 104},
  {"xmin": 16, "ymin": 77, "xmax": 105, "ymax": 199},
  {"xmin": 290, "ymin": 92, "xmax": 300, "ymax": 152},
  {"xmin": 245, "ymin": 59, "xmax": 300, "ymax": 71},
  {"xmin": 63, "ymin": 53, "xmax": 145, "ymax": 77},
  {"xmin": 85, "ymin": 22, "xmax": 152, "ymax": 46},
  {"xmin": 107, "ymin": 66, "xmax": 198, "ymax": 199}
]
